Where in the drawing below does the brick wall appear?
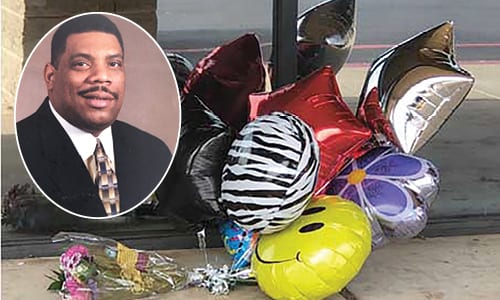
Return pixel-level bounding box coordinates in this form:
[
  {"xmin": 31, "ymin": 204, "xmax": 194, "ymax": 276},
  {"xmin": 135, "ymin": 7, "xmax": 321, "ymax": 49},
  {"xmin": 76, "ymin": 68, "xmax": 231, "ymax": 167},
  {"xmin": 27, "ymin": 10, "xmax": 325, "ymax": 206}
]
[{"xmin": 1, "ymin": 0, "xmax": 157, "ymax": 134}]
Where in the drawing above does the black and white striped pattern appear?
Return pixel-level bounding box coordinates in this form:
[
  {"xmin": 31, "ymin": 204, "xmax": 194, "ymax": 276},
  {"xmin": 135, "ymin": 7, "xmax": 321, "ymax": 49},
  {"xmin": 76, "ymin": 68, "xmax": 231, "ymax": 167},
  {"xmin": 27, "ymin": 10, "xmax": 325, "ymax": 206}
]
[{"xmin": 220, "ymin": 111, "xmax": 320, "ymax": 234}]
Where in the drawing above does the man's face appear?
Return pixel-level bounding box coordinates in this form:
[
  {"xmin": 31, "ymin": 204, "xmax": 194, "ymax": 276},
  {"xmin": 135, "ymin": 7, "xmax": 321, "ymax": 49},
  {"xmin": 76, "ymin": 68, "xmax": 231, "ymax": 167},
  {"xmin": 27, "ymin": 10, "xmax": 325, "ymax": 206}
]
[{"xmin": 45, "ymin": 31, "xmax": 125, "ymax": 136}]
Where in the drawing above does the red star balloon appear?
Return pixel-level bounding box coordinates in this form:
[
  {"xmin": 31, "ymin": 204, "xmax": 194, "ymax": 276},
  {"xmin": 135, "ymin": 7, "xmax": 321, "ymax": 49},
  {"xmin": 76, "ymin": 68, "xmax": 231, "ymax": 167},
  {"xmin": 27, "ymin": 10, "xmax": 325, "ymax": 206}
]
[
  {"xmin": 249, "ymin": 66, "xmax": 372, "ymax": 195},
  {"xmin": 184, "ymin": 33, "xmax": 266, "ymax": 131}
]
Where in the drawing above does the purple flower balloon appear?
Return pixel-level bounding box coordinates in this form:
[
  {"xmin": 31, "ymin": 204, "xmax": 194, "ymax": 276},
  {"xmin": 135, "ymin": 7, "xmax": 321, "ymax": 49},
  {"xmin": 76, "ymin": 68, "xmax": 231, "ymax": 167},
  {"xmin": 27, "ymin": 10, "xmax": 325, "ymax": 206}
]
[{"xmin": 326, "ymin": 146, "xmax": 439, "ymax": 247}]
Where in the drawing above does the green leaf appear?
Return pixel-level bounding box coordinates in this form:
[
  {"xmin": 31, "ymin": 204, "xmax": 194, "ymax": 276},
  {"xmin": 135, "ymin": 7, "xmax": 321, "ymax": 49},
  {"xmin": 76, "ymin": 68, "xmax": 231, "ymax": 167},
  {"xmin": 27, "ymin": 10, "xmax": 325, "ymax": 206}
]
[
  {"xmin": 47, "ymin": 280, "xmax": 63, "ymax": 291},
  {"xmin": 57, "ymin": 270, "xmax": 65, "ymax": 281},
  {"xmin": 45, "ymin": 269, "xmax": 65, "ymax": 291}
]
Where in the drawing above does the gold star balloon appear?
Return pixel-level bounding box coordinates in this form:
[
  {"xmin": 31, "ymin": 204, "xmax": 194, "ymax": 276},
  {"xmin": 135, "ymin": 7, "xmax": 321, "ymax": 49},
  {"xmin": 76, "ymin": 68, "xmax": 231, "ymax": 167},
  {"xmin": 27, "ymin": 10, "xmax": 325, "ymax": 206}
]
[{"xmin": 357, "ymin": 21, "xmax": 474, "ymax": 153}]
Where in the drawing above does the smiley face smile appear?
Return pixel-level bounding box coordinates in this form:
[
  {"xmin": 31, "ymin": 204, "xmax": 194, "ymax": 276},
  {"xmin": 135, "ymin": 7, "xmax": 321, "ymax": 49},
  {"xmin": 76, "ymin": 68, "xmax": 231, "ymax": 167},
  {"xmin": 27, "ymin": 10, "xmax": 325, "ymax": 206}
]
[{"xmin": 255, "ymin": 246, "xmax": 301, "ymax": 264}]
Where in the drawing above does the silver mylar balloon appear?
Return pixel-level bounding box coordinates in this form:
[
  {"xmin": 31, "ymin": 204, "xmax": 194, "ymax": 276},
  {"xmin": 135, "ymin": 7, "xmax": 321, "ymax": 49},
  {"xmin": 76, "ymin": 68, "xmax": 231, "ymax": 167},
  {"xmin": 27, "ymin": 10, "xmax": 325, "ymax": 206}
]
[
  {"xmin": 296, "ymin": 0, "xmax": 356, "ymax": 77},
  {"xmin": 380, "ymin": 159, "xmax": 440, "ymax": 243},
  {"xmin": 326, "ymin": 146, "xmax": 440, "ymax": 248},
  {"xmin": 164, "ymin": 52, "xmax": 194, "ymax": 92},
  {"xmin": 357, "ymin": 21, "xmax": 475, "ymax": 154}
]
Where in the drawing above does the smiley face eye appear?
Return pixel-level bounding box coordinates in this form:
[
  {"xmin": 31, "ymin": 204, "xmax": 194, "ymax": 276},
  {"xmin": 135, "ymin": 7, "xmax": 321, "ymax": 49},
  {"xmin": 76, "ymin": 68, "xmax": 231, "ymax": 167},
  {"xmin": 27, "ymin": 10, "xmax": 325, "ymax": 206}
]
[
  {"xmin": 302, "ymin": 206, "xmax": 325, "ymax": 215},
  {"xmin": 299, "ymin": 222, "xmax": 324, "ymax": 233}
]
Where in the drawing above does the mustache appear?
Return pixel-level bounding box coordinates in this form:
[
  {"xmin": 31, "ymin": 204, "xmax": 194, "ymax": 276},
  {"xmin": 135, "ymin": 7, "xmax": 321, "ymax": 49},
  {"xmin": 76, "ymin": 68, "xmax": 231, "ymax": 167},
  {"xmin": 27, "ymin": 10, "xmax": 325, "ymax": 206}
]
[{"xmin": 77, "ymin": 86, "xmax": 119, "ymax": 100}]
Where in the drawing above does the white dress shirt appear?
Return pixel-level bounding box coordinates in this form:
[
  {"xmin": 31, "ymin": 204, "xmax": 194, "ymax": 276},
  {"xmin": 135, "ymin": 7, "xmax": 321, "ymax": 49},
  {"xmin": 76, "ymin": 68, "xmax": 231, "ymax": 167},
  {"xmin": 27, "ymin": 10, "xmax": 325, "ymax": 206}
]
[{"xmin": 49, "ymin": 100, "xmax": 116, "ymax": 169}]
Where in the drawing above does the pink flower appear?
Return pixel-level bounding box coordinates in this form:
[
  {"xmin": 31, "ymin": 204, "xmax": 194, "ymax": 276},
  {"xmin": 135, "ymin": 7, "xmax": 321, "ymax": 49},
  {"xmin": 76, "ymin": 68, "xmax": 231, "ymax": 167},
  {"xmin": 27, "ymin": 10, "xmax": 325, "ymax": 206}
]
[
  {"xmin": 63, "ymin": 274, "xmax": 91, "ymax": 300},
  {"xmin": 59, "ymin": 244, "xmax": 93, "ymax": 299},
  {"xmin": 60, "ymin": 245, "xmax": 89, "ymax": 273}
]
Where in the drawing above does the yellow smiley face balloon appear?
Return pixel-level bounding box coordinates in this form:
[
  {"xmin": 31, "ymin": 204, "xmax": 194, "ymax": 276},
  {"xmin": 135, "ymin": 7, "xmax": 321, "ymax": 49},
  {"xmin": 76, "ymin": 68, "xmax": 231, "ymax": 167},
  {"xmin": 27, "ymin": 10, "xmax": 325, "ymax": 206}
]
[{"xmin": 251, "ymin": 195, "xmax": 372, "ymax": 300}]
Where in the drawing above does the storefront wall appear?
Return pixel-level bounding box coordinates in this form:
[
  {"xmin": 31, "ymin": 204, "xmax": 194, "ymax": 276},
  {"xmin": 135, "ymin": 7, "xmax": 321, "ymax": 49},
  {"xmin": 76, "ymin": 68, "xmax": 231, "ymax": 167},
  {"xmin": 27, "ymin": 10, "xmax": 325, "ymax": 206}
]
[{"xmin": 2, "ymin": 0, "xmax": 500, "ymax": 258}]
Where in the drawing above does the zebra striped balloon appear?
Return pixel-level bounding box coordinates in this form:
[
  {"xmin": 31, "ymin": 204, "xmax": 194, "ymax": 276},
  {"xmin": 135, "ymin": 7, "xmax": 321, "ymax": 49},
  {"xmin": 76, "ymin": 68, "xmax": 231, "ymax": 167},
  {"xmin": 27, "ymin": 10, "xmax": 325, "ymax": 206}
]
[{"xmin": 220, "ymin": 111, "xmax": 320, "ymax": 234}]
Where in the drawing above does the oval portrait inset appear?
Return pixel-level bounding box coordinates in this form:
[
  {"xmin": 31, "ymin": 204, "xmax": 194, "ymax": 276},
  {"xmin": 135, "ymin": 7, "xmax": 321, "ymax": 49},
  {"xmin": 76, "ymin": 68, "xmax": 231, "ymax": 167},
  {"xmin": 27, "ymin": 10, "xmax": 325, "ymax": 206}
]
[{"xmin": 15, "ymin": 12, "xmax": 180, "ymax": 219}]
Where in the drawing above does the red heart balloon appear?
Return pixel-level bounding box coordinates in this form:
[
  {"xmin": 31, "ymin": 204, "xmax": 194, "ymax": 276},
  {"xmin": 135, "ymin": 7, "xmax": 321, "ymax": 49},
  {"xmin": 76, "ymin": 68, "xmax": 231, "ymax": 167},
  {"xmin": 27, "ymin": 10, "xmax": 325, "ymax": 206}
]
[
  {"xmin": 184, "ymin": 33, "xmax": 266, "ymax": 131},
  {"xmin": 249, "ymin": 66, "xmax": 372, "ymax": 194}
]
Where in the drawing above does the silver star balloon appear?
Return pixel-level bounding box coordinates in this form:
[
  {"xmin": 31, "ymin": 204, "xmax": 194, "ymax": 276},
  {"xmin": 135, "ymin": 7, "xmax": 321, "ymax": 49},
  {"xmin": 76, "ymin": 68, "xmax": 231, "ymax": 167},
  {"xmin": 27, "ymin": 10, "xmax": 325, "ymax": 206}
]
[
  {"xmin": 296, "ymin": 0, "xmax": 356, "ymax": 77},
  {"xmin": 357, "ymin": 21, "xmax": 475, "ymax": 154}
]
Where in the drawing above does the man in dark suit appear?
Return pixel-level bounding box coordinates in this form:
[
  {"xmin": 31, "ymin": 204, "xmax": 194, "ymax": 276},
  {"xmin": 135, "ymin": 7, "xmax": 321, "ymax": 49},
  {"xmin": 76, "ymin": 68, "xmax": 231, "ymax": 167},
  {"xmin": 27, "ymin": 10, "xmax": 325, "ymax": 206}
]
[{"xmin": 16, "ymin": 14, "xmax": 171, "ymax": 218}]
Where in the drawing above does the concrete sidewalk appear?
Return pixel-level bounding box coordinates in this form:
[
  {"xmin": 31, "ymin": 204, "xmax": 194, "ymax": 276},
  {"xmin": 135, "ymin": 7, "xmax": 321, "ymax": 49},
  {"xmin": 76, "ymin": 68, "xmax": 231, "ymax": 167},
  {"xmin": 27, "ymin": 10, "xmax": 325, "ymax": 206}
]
[{"xmin": 2, "ymin": 234, "xmax": 500, "ymax": 300}]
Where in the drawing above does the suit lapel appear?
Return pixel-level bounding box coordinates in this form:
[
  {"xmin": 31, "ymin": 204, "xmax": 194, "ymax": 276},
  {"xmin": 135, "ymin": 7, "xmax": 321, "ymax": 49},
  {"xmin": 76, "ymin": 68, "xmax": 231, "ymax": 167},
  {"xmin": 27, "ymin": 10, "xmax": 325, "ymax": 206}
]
[
  {"xmin": 37, "ymin": 99, "xmax": 107, "ymax": 216},
  {"xmin": 112, "ymin": 123, "xmax": 136, "ymax": 211}
]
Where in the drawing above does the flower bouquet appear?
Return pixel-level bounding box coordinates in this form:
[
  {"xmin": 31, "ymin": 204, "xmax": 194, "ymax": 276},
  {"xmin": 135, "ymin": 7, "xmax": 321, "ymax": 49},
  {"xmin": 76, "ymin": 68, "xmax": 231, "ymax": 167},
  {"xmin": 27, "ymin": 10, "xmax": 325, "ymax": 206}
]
[
  {"xmin": 47, "ymin": 232, "xmax": 190, "ymax": 299},
  {"xmin": 47, "ymin": 232, "xmax": 252, "ymax": 299}
]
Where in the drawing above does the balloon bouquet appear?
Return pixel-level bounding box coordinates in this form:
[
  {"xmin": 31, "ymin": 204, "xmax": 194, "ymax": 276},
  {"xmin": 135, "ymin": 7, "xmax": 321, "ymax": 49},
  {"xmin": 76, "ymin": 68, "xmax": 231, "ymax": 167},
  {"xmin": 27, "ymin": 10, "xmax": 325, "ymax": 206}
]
[{"xmin": 46, "ymin": 1, "xmax": 474, "ymax": 299}]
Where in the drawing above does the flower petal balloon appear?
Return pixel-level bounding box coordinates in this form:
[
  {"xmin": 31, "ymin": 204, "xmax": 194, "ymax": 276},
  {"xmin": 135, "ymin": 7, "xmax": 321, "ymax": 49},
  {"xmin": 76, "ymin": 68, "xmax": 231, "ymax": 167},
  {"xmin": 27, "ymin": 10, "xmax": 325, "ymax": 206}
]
[
  {"xmin": 156, "ymin": 95, "xmax": 236, "ymax": 225},
  {"xmin": 326, "ymin": 146, "xmax": 439, "ymax": 247},
  {"xmin": 357, "ymin": 21, "xmax": 474, "ymax": 153},
  {"xmin": 296, "ymin": 0, "xmax": 356, "ymax": 77},
  {"xmin": 252, "ymin": 195, "xmax": 371, "ymax": 300},
  {"xmin": 184, "ymin": 33, "xmax": 266, "ymax": 131},
  {"xmin": 250, "ymin": 66, "xmax": 372, "ymax": 195},
  {"xmin": 220, "ymin": 111, "xmax": 320, "ymax": 234}
]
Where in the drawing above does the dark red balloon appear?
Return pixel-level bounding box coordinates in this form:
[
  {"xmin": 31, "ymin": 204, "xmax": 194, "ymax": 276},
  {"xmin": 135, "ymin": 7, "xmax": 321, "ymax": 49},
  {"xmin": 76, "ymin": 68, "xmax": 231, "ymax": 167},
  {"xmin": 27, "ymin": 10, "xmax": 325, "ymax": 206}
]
[
  {"xmin": 357, "ymin": 87, "xmax": 399, "ymax": 148},
  {"xmin": 184, "ymin": 34, "xmax": 266, "ymax": 131},
  {"xmin": 249, "ymin": 66, "xmax": 372, "ymax": 195}
]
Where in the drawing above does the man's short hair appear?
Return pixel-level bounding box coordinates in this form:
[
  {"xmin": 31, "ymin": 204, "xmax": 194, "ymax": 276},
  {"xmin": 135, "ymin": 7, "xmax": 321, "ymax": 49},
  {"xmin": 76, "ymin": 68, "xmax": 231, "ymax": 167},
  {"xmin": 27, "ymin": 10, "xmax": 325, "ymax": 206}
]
[{"xmin": 51, "ymin": 14, "xmax": 124, "ymax": 67}]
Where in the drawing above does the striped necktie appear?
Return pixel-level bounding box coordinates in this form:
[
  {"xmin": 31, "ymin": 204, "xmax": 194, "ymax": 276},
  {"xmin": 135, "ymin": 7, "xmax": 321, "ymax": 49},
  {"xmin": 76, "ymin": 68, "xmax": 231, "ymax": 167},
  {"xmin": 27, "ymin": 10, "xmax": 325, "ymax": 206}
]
[{"xmin": 93, "ymin": 138, "xmax": 120, "ymax": 216}]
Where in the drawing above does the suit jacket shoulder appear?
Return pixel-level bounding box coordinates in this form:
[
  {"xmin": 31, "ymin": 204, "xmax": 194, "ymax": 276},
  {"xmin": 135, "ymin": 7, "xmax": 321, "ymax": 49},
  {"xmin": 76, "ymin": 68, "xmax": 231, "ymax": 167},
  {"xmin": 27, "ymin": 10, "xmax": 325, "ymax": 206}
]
[
  {"xmin": 16, "ymin": 99, "xmax": 104, "ymax": 216},
  {"xmin": 111, "ymin": 120, "xmax": 172, "ymax": 210}
]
